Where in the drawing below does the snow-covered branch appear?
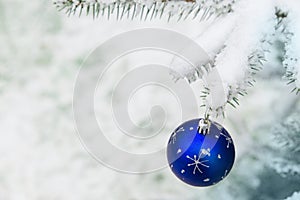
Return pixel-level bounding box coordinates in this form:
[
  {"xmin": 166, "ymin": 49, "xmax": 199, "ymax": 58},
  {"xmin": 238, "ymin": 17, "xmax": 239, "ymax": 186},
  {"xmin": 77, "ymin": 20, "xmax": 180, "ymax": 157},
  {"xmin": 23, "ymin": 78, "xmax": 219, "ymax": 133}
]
[
  {"xmin": 202, "ymin": 0, "xmax": 276, "ymax": 116},
  {"xmin": 270, "ymin": 111, "xmax": 300, "ymax": 176},
  {"xmin": 170, "ymin": 13, "xmax": 238, "ymax": 83},
  {"xmin": 53, "ymin": 0, "xmax": 300, "ymax": 118},
  {"xmin": 171, "ymin": 0, "xmax": 300, "ymax": 118},
  {"xmin": 277, "ymin": 1, "xmax": 300, "ymax": 94},
  {"xmin": 273, "ymin": 112, "xmax": 300, "ymax": 153},
  {"xmin": 171, "ymin": 0, "xmax": 300, "ymax": 117},
  {"xmin": 53, "ymin": 0, "xmax": 235, "ymax": 20}
]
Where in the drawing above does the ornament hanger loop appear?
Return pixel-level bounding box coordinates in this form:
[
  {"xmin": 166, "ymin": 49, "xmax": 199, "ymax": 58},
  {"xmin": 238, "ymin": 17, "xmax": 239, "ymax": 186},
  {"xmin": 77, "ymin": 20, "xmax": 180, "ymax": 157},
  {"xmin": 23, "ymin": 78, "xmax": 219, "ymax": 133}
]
[{"xmin": 198, "ymin": 112, "xmax": 211, "ymax": 135}]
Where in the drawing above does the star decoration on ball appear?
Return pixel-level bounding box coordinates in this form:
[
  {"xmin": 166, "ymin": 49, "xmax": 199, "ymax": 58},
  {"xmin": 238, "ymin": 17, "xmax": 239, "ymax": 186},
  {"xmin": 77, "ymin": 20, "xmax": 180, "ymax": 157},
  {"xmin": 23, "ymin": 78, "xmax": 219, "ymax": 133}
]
[{"xmin": 167, "ymin": 118, "xmax": 235, "ymax": 187}]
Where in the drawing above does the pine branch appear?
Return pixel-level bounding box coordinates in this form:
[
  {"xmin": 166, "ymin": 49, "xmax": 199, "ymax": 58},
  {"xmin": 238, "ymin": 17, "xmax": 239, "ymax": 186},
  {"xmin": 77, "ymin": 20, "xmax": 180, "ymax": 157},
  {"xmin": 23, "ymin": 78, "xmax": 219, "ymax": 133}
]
[
  {"xmin": 276, "ymin": 4, "xmax": 300, "ymax": 95},
  {"xmin": 269, "ymin": 111, "xmax": 300, "ymax": 177},
  {"xmin": 53, "ymin": 0, "xmax": 235, "ymax": 21},
  {"xmin": 201, "ymin": 0, "xmax": 276, "ymax": 117},
  {"xmin": 169, "ymin": 12, "xmax": 238, "ymax": 84},
  {"xmin": 273, "ymin": 112, "xmax": 300, "ymax": 153},
  {"xmin": 201, "ymin": 47, "xmax": 268, "ymax": 117},
  {"xmin": 226, "ymin": 47, "xmax": 268, "ymax": 105},
  {"xmin": 170, "ymin": 57, "xmax": 213, "ymax": 84}
]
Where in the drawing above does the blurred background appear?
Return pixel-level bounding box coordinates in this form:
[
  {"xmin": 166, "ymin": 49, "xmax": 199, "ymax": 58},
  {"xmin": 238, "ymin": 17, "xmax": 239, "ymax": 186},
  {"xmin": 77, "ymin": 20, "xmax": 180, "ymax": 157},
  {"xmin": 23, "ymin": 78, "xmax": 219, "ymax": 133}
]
[{"xmin": 0, "ymin": 0, "xmax": 299, "ymax": 199}]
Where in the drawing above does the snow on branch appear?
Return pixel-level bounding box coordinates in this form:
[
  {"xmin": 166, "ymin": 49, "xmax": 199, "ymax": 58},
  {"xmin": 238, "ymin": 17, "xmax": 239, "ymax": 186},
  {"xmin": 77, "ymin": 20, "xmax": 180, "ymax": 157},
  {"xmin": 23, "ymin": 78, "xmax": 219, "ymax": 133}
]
[
  {"xmin": 170, "ymin": 13, "xmax": 238, "ymax": 83},
  {"xmin": 273, "ymin": 112, "xmax": 300, "ymax": 153},
  {"xmin": 53, "ymin": 0, "xmax": 299, "ymax": 118},
  {"xmin": 204, "ymin": 0, "xmax": 276, "ymax": 116},
  {"xmin": 53, "ymin": 0, "xmax": 235, "ymax": 20},
  {"xmin": 270, "ymin": 111, "xmax": 300, "ymax": 177},
  {"xmin": 277, "ymin": 1, "xmax": 300, "ymax": 94},
  {"xmin": 171, "ymin": 0, "xmax": 277, "ymax": 117},
  {"xmin": 170, "ymin": 0, "xmax": 300, "ymax": 117}
]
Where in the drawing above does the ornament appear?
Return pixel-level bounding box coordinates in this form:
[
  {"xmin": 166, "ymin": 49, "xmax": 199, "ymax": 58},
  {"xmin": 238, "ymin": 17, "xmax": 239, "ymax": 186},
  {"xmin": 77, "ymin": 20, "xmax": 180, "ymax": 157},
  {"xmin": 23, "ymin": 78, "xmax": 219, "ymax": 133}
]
[{"xmin": 167, "ymin": 117, "xmax": 235, "ymax": 187}]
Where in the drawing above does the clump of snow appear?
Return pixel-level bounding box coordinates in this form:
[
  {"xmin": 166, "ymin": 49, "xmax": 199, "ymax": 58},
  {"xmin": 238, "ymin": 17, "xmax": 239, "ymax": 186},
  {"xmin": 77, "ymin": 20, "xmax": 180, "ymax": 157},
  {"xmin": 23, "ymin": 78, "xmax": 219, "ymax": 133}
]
[
  {"xmin": 213, "ymin": 0, "xmax": 275, "ymax": 106},
  {"xmin": 196, "ymin": 13, "xmax": 238, "ymax": 59}
]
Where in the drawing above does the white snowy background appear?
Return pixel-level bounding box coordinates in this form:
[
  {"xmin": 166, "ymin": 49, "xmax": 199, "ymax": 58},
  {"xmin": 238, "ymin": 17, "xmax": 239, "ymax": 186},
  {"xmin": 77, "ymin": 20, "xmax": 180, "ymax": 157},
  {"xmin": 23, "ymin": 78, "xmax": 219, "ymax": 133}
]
[{"xmin": 0, "ymin": 0, "xmax": 299, "ymax": 200}]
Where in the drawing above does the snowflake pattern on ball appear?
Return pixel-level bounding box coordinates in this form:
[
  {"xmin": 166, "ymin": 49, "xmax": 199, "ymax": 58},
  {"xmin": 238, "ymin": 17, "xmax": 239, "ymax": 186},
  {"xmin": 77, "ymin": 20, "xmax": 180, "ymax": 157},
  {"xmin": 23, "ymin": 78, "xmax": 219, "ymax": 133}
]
[
  {"xmin": 186, "ymin": 148, "xmax": 210, "ymax": 174},
  {"xmin": 220, "ymin": 132, "xmax": 233, "ymax": 148},
  {"xmin": 171, "ymin": 127, "xmax": 185, "ymax": 144}
]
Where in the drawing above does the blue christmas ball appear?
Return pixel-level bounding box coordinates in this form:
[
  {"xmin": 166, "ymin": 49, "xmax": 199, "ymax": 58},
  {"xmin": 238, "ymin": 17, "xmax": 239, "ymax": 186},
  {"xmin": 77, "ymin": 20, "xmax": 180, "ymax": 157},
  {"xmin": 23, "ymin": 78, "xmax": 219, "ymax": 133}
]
[{"xmin": 167, "ymin": 118, "xmax": 235, "ymax": 187}]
